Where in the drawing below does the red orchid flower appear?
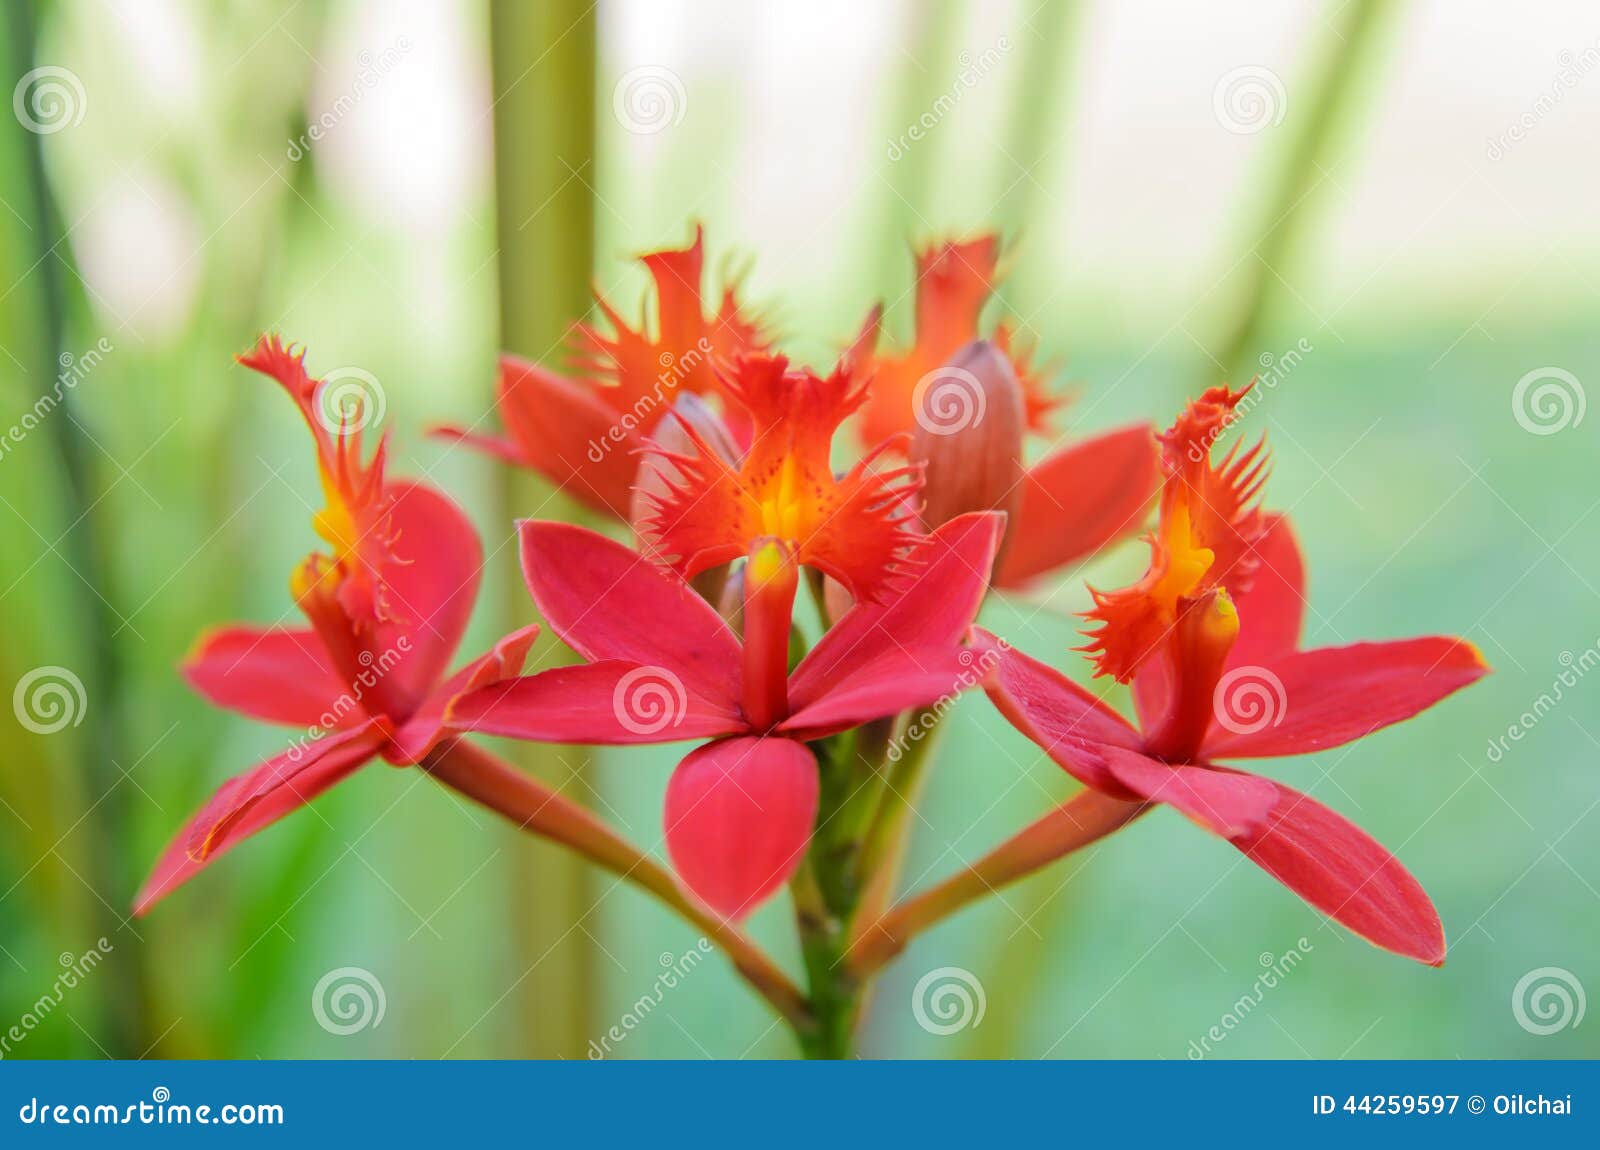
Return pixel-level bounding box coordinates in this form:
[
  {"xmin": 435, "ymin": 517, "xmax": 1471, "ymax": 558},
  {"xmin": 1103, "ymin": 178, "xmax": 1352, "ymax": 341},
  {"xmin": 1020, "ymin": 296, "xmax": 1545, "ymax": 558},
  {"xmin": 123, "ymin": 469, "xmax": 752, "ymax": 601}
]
[
  {"xmin": 432, "ymin": 225, "xmax": 768, "ymax": 518},
  {"xmin": 135, "ymin": 337, "xmax": 538, "ymax": 914},
  {"xmin": 638, "ymin": 353, "xmax": 924, "ymax": 604},
  {"xmin": 448, "ymin": 511, "xmax": 1003, "ymax": 920},
  {"xmin": 851, "ymin": 235, "xmax": 1161, "ymax": 588},
  {"xmin": 978, "ymin": 386, "xmax": 1489, "ymax": 964}
]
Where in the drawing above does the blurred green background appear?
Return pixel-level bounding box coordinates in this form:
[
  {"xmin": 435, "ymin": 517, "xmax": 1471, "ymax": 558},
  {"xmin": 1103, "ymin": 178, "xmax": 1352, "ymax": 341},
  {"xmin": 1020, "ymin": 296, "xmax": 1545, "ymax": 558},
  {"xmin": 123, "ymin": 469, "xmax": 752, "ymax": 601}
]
[{"xmin": 1, "ymin": 0, "xmax": 1595, "ymax": 1059}]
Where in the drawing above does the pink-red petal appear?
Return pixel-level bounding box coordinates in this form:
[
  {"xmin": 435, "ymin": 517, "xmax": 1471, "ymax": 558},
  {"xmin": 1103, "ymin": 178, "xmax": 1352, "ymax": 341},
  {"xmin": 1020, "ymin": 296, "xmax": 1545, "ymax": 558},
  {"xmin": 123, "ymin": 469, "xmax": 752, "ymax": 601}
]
[
  {"xmin": 1204, "ymin": 637, "xmax": 1489, "ymax": 760},
  {"xmin": 182, "ymin": 625, "xmax": 351, "ymax": 728},
  {"xmin": 1227, "ymin": 775, "xmax": 1446, "ymax": 965},
  {"xmin": 134, "ymin": 721, "xmax": 386, "ymax": 914},
  {"xmin": 1099, "ymin": 748, "xmax": 1277, "ymax": 838},
  {"xmin": 351, "ymin": 480, "xmax": 482, "ymax": 722},
  {"xmin": 519, "ymin": 520, "xmax": 742, "ymax": 705},
  {"xmin": 781, "ymin": 646, "xmax": 981, "ymax": 739},
  {"xmin": 994, "ymin": 424, "xmax": 1159, "ymax": 589},
  {"xmin": 979, "ymin": 632, "xmax": 1143, "ymax": 794},
  {"xmin": 494, "ymin": 354, "xmax": 641, "ymax": 519},
  {"xmin": 788, "ymin": 512, "xmax": 1002, "ymax": 702},
  {"xmin": 1225, "ymin": 512, "xmax": 1306, "ymax": 671},
  {"xmin": 663, "ymin": 736, "xmax": 818, "ymax": 921},
  {"xmin": 449, "ymin": 660, "xmax": 748, "ymax": 746},
  {"xmin": 385, "ymin": 623, "xmax": 542, "ymax": 764}
]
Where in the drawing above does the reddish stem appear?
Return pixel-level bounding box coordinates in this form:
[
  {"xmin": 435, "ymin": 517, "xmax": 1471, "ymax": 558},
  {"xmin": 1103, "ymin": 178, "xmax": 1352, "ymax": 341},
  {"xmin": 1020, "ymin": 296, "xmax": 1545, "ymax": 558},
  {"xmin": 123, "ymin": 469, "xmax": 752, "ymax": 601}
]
[
  {"xmin": 848, "ymin": 788, "xmax": 1147, "ymax": 976},
  {"xmin": 422, "ymin": 737, "xmax": 810, "ymax": 1029}
]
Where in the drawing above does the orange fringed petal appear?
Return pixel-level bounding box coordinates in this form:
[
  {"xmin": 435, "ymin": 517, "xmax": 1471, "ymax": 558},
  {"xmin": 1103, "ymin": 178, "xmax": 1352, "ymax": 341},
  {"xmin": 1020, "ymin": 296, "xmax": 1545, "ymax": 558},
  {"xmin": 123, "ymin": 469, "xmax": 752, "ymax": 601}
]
[
  {"xmin": 569, "ymin": 224, "xmax": 769, "ymax": 417},
  {"xmin": 1081, "ymin": 385, "xmax": 1268, "ymax": 682},
  {"xmin": 238, "ymin": 336, "xmax": 401, "ymax": 628},
  {"xmin": 856, "ymin": 236, "xmax": 1064, "ymax": 444},
  {"xmin": 641, "ymin": 355, "xmax": 924, "ymax": 603}
]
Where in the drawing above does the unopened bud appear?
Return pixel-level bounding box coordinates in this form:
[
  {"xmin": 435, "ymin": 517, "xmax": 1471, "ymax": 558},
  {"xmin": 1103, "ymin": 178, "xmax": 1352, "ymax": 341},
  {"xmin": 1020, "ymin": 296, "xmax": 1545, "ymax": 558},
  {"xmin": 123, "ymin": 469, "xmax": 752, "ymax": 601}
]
[{"xmin": 910, "ymin": 340, "xmax": 1024, "ymax": 537}]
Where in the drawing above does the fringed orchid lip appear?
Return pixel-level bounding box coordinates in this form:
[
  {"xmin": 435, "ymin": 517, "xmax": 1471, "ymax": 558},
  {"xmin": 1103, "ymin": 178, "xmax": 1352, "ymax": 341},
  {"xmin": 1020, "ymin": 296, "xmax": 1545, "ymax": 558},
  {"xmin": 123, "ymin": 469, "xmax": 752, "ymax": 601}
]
[
  {"xmin": 1081, "ymin": 383, "xmax": 1266, "ymax": 692},
  {"xmin": 430, "ymin": 225, "xmax": 769, "ymax": 519},
  {"xmin": 639, "ymin": 353, "xmax": 925, "ymax": 604},
  {"xmin": 239, "ymin": 336, "xmax": 402, "ymax": 634}
]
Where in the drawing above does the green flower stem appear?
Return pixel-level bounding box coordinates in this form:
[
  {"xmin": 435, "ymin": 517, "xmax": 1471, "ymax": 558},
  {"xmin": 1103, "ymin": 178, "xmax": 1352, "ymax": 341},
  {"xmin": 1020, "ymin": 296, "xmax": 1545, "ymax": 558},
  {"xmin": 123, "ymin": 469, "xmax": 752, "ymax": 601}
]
[
  {"xmin": 422, "ymin": 738, "xmax": 810, "ymax": 1032},
  {"xmin": 851, "ymin": 705, "xmax": 944, "ymax": 931},
  {"xmin": 849, "ymin": 788, "xmax": 1148, "ymax": 978}
]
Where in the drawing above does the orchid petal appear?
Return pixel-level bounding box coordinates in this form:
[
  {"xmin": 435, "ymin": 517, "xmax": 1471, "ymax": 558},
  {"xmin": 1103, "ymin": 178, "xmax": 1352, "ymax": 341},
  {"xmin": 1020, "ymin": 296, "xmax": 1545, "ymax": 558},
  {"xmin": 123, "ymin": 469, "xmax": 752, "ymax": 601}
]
[
  {"xmin": 133, "ymin": 721, "xmax": 386, "ymax": 914},
  {"xmin": 788, "ymin": 512, "xmax": 1002, "ymax": 701},
  {"xmin": 385, "ymin": 623, "xmax": 542, "ymax": 764},
  {"xmin": 450, "ymin": 660, "xmax": 747, "ymax": 746},
  {"xmin": 518, "ymin": 520, "xmax": 742, "ymax": 705},
  {"xmin": 995, "ymin": 424, "xmax": 1160, "ymax": 589},
  {"xmin": 1099, "ymin": 748, "xmax": 1277, "ymax": 838},
  {"xmin": 493, "ymin": 354, "xmax": 642, "ymax": 518},
  {"xmin": 1226, "ymin": 512, "xmax": 1306, "ymax": 670},
  {"xmin": 1204, "ymin": 637, "xmax": 1489, "ymax": 759},
  {"xmin": 781, "ymin": 646, "xmax": 982, "ymax": 739},
  {"xmin": 1227, "ymin": 775, "xmax": 1446, "ymax": 965},
  {"xmin": 182, "ymin": 626, "xmax": 351, "ymax": 728},
  {"xmin": 664, "ymin": 736, "xmax": 818, "ymax": 921},
  {"xmin": 979, "ymin": 633, "xmax": 1143, "ymax": 794}
]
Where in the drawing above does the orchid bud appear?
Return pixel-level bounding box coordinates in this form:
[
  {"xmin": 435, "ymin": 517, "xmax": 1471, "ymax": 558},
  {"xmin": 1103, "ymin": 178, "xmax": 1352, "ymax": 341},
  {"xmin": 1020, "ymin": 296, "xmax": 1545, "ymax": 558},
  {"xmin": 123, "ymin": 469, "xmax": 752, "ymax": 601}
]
[{"xmin": 909, "ymin": 340, "xmax": 1025, "ymax": 541}]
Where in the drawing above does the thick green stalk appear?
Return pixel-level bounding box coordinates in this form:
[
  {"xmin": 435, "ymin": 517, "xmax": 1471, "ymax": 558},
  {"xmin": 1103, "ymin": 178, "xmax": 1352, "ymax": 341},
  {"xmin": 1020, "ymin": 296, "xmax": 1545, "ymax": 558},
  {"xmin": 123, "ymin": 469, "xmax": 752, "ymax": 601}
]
[
  {"xmin": 488, "ymin": 0, "xmax": 599, "ymax": 1058},
  {"xmin": 791, "ymin": 735, "xmax": 868, "ymax": 1059}
]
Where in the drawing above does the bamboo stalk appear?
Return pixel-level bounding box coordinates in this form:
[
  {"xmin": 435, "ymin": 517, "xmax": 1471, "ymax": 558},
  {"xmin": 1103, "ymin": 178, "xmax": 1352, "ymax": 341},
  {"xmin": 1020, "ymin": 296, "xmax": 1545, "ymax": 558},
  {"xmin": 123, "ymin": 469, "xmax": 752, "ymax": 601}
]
[
  {"xmin": 5, "ymin": 0, "xmax": 155, "ymax": 1058},
  {"xmin": 487, "ymin": 0, "xmax": 600, "ymax": 1058},
  {"xmin": 1205, "ymin": 0, "xmax": 1396, "ymax": 386}
]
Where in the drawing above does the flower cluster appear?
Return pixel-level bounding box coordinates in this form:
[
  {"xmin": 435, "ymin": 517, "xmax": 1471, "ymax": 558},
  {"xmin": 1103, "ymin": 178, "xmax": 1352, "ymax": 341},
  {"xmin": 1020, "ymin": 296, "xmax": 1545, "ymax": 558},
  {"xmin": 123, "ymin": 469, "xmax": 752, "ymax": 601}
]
[{"xmin": 141, "ymin": 228, "xmax": 1488, "ymax": 1051}]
